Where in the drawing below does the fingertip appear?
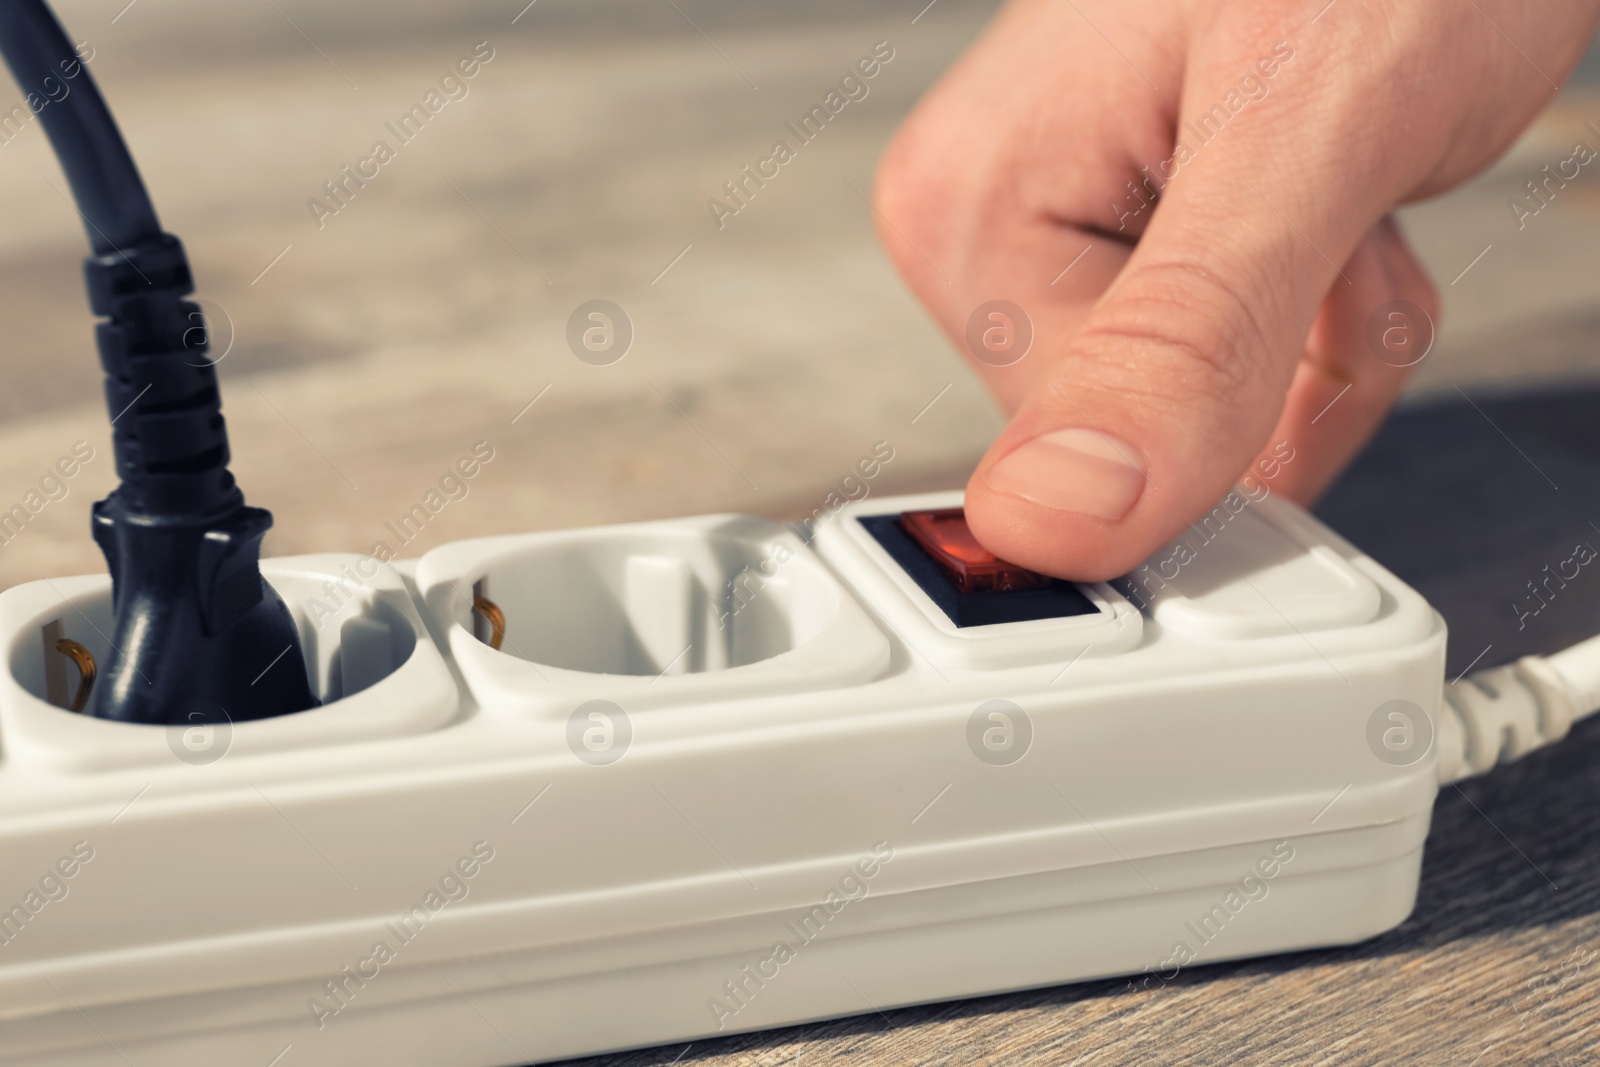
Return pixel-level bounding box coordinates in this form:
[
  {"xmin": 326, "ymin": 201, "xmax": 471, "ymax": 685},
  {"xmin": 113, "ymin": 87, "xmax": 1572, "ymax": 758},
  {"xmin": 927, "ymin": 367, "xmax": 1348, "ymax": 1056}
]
[
  {"xmin": 964, "ymin": 464, "xmax": 1157, "ymax": 583},
  {"xmin": 981, "ymin": 427, "xmax": 1147, "ymax": 522}
]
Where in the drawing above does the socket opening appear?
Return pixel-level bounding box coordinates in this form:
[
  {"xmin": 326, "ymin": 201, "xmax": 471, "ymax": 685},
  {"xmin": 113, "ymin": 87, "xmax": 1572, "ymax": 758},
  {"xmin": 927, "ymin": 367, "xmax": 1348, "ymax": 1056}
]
[
  {"xmin": 0, "ymin": 555, "xmax": 460, "ymax": 771},
  {"xmin": 457, "ymin": 520, "xmax": 835, "ymax": 676},
  {"xmin": 13, "ymin": 578, "xmax": 417, "ymax": 714}
]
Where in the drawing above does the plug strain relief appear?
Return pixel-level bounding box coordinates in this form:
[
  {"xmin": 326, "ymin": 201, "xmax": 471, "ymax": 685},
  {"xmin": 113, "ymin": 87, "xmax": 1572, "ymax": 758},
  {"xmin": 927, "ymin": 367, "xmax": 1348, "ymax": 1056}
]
[
  {"xmin": 1438, "ymin": 657, "xmax": 1577, "ymax": 784},
  {"xmin": 87, "ymin": 234, "xmax": 241, "ymax": 519}
]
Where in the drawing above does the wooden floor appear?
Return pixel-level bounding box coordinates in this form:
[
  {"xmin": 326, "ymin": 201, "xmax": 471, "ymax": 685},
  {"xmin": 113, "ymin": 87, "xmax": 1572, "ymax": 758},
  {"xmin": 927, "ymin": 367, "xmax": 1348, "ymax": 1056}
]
[{"xmin": 2, "ymin": 3, "xmax": 1599, "ymax": 1064}]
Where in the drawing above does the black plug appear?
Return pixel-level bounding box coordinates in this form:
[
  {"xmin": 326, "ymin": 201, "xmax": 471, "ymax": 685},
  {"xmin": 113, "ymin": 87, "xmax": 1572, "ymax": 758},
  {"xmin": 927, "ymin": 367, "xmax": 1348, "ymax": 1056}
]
[
  {"xmin": 0, "ymin": 1, "xmax": 316, "ymax": 725},
  {"xmin": 84, "ymin": 237, "xmax": 317, "ymax": 724}
]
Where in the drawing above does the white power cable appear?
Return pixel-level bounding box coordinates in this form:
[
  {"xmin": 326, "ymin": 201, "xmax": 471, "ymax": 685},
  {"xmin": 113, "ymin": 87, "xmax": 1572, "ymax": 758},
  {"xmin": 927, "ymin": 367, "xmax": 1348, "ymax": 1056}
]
[{"xmin": 1436, "ymin": 634, "xmax": 1600, "ymax": 783}]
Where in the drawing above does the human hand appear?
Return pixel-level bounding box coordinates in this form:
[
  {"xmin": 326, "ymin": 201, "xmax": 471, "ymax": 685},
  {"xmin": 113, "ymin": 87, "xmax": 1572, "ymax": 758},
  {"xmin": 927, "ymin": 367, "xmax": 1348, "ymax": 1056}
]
[{"xmin": 875, "ymin": 0, "xmax": 1600, "ymax": 579}]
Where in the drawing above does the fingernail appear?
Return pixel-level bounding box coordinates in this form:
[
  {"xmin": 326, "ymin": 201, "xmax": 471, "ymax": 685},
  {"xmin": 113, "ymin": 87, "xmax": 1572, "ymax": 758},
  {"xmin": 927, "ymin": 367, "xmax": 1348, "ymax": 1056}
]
[{"xmin": 983, "ymin": 427, "xmax": 1145, "ymax": 520}]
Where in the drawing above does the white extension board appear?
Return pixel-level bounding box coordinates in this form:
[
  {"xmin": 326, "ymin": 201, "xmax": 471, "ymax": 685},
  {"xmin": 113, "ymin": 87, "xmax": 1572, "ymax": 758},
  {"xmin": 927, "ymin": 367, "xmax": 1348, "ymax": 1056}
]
[{"xmin": 0, "ymin": 491, "xmax": 1445, "ymax": 1066}]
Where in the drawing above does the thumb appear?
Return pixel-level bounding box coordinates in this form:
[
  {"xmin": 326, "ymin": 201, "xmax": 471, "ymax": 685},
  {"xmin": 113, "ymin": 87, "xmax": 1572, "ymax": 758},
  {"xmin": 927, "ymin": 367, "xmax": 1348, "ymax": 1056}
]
[{"xmin": 964, "ymin": 140, "xmax": 1400, "ymax": 580}]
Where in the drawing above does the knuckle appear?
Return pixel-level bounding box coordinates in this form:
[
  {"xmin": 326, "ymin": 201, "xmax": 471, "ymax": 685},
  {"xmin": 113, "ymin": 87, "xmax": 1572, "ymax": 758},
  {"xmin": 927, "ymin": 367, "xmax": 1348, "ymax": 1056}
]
[
  {"xmin": 1071, "ymin": 320, "xmax": 1255, "ymax": 417},
  {"xmin": 1075, "ymin": 258, "xmax": 1283, "ymax": 404},
  {"xmin": 873, "ymin": 121, "xmax": 955, "ymax": 263}
]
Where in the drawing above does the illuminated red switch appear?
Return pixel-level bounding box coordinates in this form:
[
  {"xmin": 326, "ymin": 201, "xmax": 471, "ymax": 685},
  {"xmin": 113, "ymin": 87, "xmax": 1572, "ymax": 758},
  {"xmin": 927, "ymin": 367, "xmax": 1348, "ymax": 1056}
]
[{"xmin": 898, "ymin": 508, "xmax": 1052, "ymax": 594}]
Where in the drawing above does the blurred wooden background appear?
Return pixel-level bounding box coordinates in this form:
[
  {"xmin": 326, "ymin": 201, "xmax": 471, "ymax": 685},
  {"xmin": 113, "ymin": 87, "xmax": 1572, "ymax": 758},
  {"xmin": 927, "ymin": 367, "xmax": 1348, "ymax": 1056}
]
[
  {"xmin": 3, "ymin": 0, "xmax": 1600, "ymax": 588},
  {"xmin": 1, "ymin": 2, "xmax": 1598, "ymax": 1064}
]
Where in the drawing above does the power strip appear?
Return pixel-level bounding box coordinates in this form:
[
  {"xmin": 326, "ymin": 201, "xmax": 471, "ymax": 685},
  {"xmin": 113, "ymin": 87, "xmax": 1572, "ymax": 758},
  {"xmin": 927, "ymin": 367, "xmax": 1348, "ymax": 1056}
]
[{"xmin": 0, "ymin": 490, "xmax": 1447, "ymax": 1066}]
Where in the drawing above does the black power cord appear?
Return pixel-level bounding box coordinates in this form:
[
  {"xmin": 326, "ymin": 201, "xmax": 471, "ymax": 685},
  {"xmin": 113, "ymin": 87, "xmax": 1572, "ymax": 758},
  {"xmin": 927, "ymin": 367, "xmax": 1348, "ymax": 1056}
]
[{"xmin": 0, "ymin": 0, "xmax": 315, "ymax": 724}]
